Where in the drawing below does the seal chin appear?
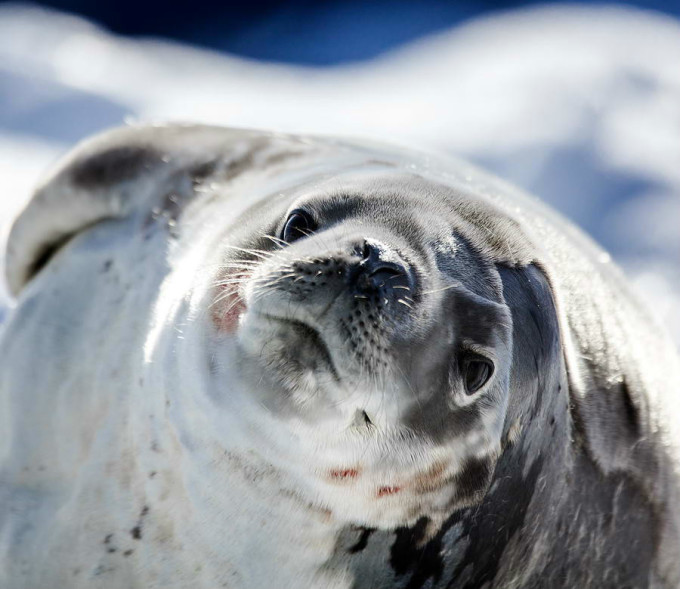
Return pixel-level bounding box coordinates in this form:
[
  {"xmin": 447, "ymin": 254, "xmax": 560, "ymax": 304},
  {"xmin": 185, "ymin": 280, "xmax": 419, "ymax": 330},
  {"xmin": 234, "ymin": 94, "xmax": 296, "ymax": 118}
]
[
  {"xmin": 250, "ymin": 311, "xmax": 339, "ymax": 380},
  {"xmin": 237, "ymin": 307, "xmax": 343, "ymax": 403}
]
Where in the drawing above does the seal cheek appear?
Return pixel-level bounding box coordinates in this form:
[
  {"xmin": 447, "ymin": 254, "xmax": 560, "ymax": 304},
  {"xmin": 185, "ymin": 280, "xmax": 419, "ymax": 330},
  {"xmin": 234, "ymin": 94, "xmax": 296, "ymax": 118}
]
[
  {"xmin": 211, "ymin": 277, "xmax": 248, "ymax": 334},
  {"xmin": 212, "ymin": 297, "xmax": 246, "ymax": 333}
]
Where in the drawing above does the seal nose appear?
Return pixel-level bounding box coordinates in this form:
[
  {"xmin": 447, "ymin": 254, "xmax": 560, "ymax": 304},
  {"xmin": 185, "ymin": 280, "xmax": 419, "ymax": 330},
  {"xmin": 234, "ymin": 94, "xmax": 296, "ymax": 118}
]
[{"xmin": 353, "ymin": 240, "xmax": 409, "ymax": 294}]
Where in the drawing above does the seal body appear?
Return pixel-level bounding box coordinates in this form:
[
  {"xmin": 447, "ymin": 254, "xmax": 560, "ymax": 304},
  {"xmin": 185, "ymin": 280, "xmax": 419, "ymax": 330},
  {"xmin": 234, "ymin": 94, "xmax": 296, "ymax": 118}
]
[{"xmin": 1, "ymin": 124, "xmax": 679, "ymax": 588}]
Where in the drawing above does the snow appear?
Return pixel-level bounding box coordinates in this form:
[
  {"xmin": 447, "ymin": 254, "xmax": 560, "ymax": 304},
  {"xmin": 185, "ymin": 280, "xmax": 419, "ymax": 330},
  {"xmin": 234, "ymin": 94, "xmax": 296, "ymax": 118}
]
[{"xmin": 0, "ymin": 3, "xmax": 678, "ymax": 344}]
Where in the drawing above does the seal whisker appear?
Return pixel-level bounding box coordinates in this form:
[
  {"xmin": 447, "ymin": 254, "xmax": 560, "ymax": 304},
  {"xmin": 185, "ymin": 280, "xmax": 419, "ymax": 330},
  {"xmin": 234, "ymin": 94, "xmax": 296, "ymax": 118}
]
[
  {"xmin": 211, "ymin": 280, "xmax": 248, "ymax": 290},
  {"xmin": 222, "ymin": 245, "xmax": 274, "ymax": 260},
  {"xmin": 213, "ymin": 270, "xmax": 255, "ymax": 281},
  {"xmin": 395, "ymin": 364, "xmax": 424, "ymax": 416},
  {"xmin": 216, "ymin": 262, "xmax": 261, "ymax": 270},
  {"xmin": 252, "ymin": 269, "xmax": 297, "ymax": 285},
  {"xmin": 384, "ymin": 274, "xmax": 405, "ymax": 283},
  {"xmin": 262, "ymin": 234, "xmax": 290, "ymax": 248},
  {"xmin": 210, "ymin": 284, "xmax": 239, "ymax": 303},
  {"xmin": 252, "ymin": 274, "xmax": 298, "ymax": 295},
  {"xmin": 420, "ymin": 284, "xmax": 456, "ymax": 295},
  {"xmin": 261, "ymin": 272, "xmax": 298, "ymax": 286},
  {"xmin": 213, "ymin": 274, "xmax": 252, "ymax": 283},
  {"xmin": 211, "ymin": 281, "xmax": 248, "ymax": 292},
  {"xmin": 208, "ymin": 289, "xmax": 242, "ymax": 311},
  {"xmin": 226, "ymin": 244, "xmax": 273, "ymax": 256},
  {"xmin": 294, "ymin": 224, "xmax": 340, "ymax": 263}
]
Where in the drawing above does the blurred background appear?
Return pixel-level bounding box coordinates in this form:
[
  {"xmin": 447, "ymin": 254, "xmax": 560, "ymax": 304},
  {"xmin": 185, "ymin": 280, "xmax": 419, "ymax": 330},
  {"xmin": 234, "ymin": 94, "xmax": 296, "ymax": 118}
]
[{"xmin": 0, "ymin": 0, "xmax": 678, "ymax": 343}]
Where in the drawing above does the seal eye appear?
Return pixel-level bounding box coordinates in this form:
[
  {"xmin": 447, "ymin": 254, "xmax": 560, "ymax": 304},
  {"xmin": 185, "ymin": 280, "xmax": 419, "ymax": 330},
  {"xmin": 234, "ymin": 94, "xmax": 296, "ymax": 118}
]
[
  {"xmin": 281, "ymin": 210, "xmax": 316, "ymax": 243},
  {"xmin": 462, "ymin": 354, "xmax": 494, "ymax": 395}
]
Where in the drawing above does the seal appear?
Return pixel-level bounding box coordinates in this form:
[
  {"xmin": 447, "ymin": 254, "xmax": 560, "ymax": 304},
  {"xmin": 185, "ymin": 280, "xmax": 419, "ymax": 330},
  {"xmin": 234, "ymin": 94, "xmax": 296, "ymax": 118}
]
[{"xmin": 1, "ymin": 123, "xmax": 679, "ymax": 589}]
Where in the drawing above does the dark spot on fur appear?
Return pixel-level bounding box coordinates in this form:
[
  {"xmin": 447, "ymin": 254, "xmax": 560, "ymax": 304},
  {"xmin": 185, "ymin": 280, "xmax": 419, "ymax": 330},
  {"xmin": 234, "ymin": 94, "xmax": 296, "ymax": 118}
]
[
  {"xmin": 123, "ymin": 549, "xmax": 134, "ymax": 557},
  {"xmin": 71, "ymin": 145, "xmax": 160, "ymax": 189},
  {"xmin": 102, "ymin": 259, "xmax": 113, "ymax": 272},
  {"xmin": 208, "ymin": 354, "xmax": 219, "ymax": 375},
  {"xmin": 160, "ymin": 193, "xmax": 183, "ymax": 222},
  {"xmin": 223, "ymin": 139, "xmax": 270, "ymax": 181},
  {"xmin": 28, "ymin": 232, "xmax": 76, "ymax": 282},
  {"xmin": 452, "ymin": 456, "xmax": 494, "ymax": 503},
  {"xmin": 410, "ymin": 460, "xmax": 450, "ymax": 495},
  {"xmin": 348, "ymin": 527, "xmax": 375, "ymax": 554},
  {"xmin": 364, "ymin": 159, "xmax": 399, "ymax": 168},
  {"xmin": 191, "ymin": 160, "xmax": 217, "ymax": 185},
  {"xmin": 390, "ymin": 518, "xmax": 435, "ymax": 578},
  {"xmin": 619, "ymin": 378, "xmax": 640, "ymax": 435},
  {"xmin": 262, "ymin": 149, "xmax": 304, "ymax": 168},
  {"xmin": 130, "ymin": 505, "xmax": 150, "ymax": 540},
  {"xmin": 384, "ymin": 452, "xmax": 543, "ymax": 589},
  {"xmin": 452, "ymin": 455, "xmax": 544, "ymax": 588},
  {"xmin": 94, "ymin": 564, "xmax": 115, "ymax": 576},
  {"xmin": 103, "ymin": 534, "xmax": 113, "ymax": 545}
]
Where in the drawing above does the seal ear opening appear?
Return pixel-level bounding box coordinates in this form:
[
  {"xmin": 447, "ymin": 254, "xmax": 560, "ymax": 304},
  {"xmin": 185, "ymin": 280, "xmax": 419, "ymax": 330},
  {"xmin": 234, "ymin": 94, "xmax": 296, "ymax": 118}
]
[{"xmin": 4, "ymin": 123, "xmax": 258, "ymax": 297}]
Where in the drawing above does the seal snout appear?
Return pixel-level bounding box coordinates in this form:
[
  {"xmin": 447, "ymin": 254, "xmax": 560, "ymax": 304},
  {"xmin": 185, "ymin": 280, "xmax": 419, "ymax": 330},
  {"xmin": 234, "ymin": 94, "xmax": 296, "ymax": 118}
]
[
  {"xmin": 248, "ymin": 235, "xmax": 415, "ymax": 321},
  {"xmin": 237, "ymin": 233, "xmax": 419, "ymax": 392},
  {"xmin": 350, "ymin": 239, "xmax": 413, "ymax": 299}
]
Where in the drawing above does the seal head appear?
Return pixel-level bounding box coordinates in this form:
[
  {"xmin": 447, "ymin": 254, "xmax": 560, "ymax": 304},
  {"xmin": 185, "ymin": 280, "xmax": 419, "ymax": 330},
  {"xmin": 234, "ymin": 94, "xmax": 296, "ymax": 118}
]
[{"xmin": 217, "ymin": 172, "xmax": 514, "ymax": 526}]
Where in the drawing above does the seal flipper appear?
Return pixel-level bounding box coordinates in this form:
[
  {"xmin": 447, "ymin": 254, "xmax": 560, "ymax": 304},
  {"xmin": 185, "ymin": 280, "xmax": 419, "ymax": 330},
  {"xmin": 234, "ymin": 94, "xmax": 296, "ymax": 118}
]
[
  {"xmin": 496, "ymin": 262, "xmax": 567, "ymax": 447},
  {"xmin": 4, "ymin": 124, "xmax": 264, "ymax": 297}
]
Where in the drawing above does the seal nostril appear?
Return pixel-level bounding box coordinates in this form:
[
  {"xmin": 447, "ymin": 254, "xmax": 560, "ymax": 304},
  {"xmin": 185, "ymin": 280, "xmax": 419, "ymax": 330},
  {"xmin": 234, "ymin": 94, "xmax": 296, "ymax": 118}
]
[
  {"xmin": 353, "ymin": 240, "xmax": 410, "ymax": 294},
  {"xmin": 368, "ymin": 265, "xmax": 404, "ymax": 287}
]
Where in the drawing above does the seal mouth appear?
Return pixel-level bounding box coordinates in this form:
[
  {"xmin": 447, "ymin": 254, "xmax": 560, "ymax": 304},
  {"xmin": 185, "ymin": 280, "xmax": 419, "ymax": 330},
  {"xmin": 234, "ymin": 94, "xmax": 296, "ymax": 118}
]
[{"xmin": 258, "ymin": 312, "xmax": 340, "ymax": 380}]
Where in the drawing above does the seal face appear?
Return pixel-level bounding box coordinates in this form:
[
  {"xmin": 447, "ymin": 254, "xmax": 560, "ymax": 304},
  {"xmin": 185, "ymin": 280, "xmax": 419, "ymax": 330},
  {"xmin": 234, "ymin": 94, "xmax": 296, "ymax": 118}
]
[
  {"xmin": 1, "ymin": 124, "xmax": 679, "ymax": 589},
  {"xmin": 219, "ymin": 173, "xmax": 513, "ymax": 526}
]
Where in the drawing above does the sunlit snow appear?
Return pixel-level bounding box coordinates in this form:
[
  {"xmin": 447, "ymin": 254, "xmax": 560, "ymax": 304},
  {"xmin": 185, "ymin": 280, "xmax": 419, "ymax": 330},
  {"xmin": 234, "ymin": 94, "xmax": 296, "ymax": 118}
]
[{"xmin": 1, "ymin": 3, "xmax": 678, "ymax": 343}]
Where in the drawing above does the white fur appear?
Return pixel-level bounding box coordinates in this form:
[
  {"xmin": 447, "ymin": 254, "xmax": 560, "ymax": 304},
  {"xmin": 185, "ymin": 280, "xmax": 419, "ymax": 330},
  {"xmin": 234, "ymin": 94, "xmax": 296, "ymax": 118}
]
[{"xmin": 2, "ymin": 124, "xmax": 679, "ymax": 588}]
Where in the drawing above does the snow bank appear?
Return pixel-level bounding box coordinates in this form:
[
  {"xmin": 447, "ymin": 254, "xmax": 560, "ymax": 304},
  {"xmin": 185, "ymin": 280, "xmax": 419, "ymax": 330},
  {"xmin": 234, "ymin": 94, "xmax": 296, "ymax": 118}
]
[{"xmin": 1, "ymin": 3, "xmax": 678, "ymax": 342}]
